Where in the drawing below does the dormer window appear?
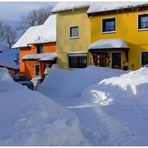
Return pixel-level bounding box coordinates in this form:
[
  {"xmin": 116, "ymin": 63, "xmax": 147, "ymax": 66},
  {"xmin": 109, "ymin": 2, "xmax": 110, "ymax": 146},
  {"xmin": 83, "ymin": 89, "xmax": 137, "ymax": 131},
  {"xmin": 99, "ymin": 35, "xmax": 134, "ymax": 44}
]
[
  {"xmin": 36, "ymin": 44, "xmax": 43, "ymax": 53},
  {"xmin": 102, "ymin": 18, "xmax": 116, "ymax": 33},
  {"xmin": 70, "ymin": 26, "xmax": 79, "ymax": 38},
  {"xmin": 138, "ymin": 14, "xmax": 148, "ymax": 30}
]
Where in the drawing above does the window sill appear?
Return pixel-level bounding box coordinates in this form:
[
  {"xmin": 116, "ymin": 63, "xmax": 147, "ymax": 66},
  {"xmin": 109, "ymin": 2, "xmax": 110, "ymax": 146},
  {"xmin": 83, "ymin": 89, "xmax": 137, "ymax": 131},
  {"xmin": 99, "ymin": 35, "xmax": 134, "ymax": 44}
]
[
  {"xmin": 102, "ymin": 31, "xmax": 116, "ymax": 34},
  {"xmin": 138, "ymin": 28, "xmax": 148, "ymax": 31},
  {"xmin": 69, "ymin": 36, "xmax": 79, "ymax": 39}
]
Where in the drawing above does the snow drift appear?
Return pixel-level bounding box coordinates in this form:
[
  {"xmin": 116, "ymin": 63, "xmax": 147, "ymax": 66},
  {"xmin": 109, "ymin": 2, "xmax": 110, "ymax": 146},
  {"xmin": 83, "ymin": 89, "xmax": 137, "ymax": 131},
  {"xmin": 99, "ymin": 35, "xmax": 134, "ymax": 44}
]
[
  {"xmin": 38, "ymin": 66, "xmax": 148, "ymax": 145},
  {"xmin": 0, "ymin": 68, "xmax": 86, "ymax": 146},
  {"xmin": 82, "ymin": 67, "xmax": 148, "ymax": 106},
  {"xmin": 38, "ymin": 65, "xmax": 125, "ymax": 98},
  {"xmin": 81, "ymin": 67, "xmax": 148, "ymax": 145}
]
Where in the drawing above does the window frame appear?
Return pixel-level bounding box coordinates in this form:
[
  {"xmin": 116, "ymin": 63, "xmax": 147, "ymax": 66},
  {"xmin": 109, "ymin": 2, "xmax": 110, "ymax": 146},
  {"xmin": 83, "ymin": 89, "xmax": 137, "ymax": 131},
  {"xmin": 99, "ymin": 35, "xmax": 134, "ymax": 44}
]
[
  {"xmin": 138, "ymin": 13, "xmax": 148, "ymax": 31},
  {"xmin": 69, "ymin": 26, "xmax": 79, "ymax": 39},
  {"xmin": 36, "ymin": 44, "xmax": 44, "ymax": 54},
  {"xmin": 34, "ymin": 64, "xmax": 40, "ymax": 76},
  {"xmin": 68, "ymin": 53, "xmax": 87, "ymax": 69},
  {"xmin": 101, "ymin": 17, "xmax": 116, "ymax": 34},
  {"xmin": 140, "ymin": 51, "xmax": 148, "ymax": 67}
]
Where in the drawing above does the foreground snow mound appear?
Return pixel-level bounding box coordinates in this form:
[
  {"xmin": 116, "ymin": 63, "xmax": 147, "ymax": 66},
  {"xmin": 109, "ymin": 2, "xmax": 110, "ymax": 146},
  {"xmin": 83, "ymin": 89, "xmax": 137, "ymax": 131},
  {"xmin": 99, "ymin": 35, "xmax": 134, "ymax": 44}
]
[
  {"xmin": 0, "ymin": 68, "xmax": 86, "ymax": 146},
  {"xmin": 81, "ymin": 67, "xmax": 148, "ymax": 145},
  {"xmin": 82, "ymin": 67, "xmax": 148, "ymax": 106},
  {"xmin": 38, "ymin": 66, "xmax": 125, "ymax": 98}
]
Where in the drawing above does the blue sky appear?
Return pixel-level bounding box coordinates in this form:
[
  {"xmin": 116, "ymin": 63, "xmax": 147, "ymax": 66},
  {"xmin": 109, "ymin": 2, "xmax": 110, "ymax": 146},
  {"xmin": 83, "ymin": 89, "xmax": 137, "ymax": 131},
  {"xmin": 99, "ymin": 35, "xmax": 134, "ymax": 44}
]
[{"xmin": 0, "ymin": 2, "xmax": 56, "ymax": 21}]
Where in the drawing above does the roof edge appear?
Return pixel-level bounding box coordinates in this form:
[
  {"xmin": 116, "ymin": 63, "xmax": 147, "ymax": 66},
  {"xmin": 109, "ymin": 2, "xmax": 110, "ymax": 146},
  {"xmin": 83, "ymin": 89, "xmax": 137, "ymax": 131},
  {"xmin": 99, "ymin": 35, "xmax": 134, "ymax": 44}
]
[
  {"xmin": 88, "ymin": 3, "xmax": 148, "ymax": 16},
  {"xmin": 52, "ymin": 5, "xmax": 90, "ymax": 13}
]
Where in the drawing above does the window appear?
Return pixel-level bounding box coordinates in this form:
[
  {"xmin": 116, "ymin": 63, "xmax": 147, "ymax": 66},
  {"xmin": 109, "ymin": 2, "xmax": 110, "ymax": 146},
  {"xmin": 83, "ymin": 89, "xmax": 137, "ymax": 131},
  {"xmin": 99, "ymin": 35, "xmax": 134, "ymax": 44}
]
[
  {"xmin": 34, "ymin": 65, "xmax": 40, "ymax": 76},
  {"xmin": 138, "ymin": 14, "xmax": 148, "ymax": 30},
  {"xmin": 69, "ymin": 53, "xmax": 87, "ymax": 68},
  {"xmin": 70, "ymin": 26, "xmax": 79, "ymax": 38},
  {"xmin": 36, "ymin": 44, "xmax": 43, "ymax": 53},
  {"xmin": 102, "ymin": 18, "xmax": 116, "ymax": 33},
  {"xmin": 141, "ymin": 52, "xmax": 148, "ymax": 66}
]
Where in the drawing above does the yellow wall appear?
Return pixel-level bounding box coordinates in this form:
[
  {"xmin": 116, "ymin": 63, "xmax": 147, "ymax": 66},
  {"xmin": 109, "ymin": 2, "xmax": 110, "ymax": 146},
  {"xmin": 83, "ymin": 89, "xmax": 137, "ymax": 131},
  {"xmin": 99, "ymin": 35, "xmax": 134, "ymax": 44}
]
[
  {"xmin": 56, "ymin": 8, "xmax": 91, "ymax": 69},
  {"xmin": 90, "ymin": 10, "xmax": 148, "ymax": 70}
]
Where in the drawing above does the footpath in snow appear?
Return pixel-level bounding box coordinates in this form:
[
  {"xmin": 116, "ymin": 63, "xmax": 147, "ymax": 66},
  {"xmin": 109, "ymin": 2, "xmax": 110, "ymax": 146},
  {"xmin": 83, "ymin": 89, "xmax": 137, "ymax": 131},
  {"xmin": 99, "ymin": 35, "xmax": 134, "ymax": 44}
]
[
  {"xmin": 38, "ymin": 66, "xmax": 148, "ymax": 145},
  {"xmin": 0, "ymin": 68, "xmax": 87, "ymax": 146}
]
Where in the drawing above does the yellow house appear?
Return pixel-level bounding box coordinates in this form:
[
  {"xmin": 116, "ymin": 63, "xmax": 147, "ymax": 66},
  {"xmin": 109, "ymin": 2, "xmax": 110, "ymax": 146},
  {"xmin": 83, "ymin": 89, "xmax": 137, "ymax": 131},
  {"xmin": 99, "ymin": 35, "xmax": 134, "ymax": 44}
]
[
  {"xmin": 52, "ymin": 2, "xmax": 92, "ymax": 69},
  {"xmin": 88, "ymin": 2, "xmax": 148, "ymax": 70}
]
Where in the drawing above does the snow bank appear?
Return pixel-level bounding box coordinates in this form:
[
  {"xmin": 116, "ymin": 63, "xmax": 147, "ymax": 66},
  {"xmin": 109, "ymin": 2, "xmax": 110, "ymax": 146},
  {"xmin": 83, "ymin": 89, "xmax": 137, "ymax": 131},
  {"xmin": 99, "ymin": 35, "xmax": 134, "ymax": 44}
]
[
  {"xmin": 81, "ymin": 67, "xmax": 148, "ymax": 145},
  {"xmin": 82, "ymin": 67, "xmax": 148, "ymax": 106},
  {"xmin": 0, "ymin": 68, "xmax": 86, "ymax": 146},
  {"xmin": 38, "ymin": 66, "xmax": 125, "ymax": 98},
  {"xmin": 38, "ymin": 66, "xmax": 148, "ymax": 145}
]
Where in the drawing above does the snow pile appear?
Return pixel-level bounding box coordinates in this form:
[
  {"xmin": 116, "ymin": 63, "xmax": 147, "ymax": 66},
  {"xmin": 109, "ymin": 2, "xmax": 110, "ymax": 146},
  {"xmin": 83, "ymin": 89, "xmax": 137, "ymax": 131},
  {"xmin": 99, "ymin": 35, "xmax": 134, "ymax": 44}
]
[
  {"xmin": 0, "ymin": 49, "xmax": 19, "ymax": 69},
  {"xmin": 23, "ymin": 53, "xmax": 57, "ymax": 61},
  {"xmin": 88, "ymin": 38, "xmax": 128, "ymax": 50},
  {"xmin": 80, "ymin": 67, "xmax": 148, "ymax": 145},
  {"xmin": 52, "ymin": 2, "xmax": 92, "ymax": 13},
  {"xmin": 0, "ymin": 68, "xmax": 87, "ymax": 146},
  {"xmin": 38, "ymin": 66, "xmax": 148, "ymax": 145},
  {"xmin": 82, "ymin": 67, "xmax": 148, "ymax": 106},
  {"xmin": 38, "ymin": 66, "xmax": 125, "ymax": 98},
  {"xmin": 12, "ymin": 15, "xmax": 56, "ymax": 48},
  {"xmin": 87, "ymin": 2, "xmax": 148, "ymax": 14}
]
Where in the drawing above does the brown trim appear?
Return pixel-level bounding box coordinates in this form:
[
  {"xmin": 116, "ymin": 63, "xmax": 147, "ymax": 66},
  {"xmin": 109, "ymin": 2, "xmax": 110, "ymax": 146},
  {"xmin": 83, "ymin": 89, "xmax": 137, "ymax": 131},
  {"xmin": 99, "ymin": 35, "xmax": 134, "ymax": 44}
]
[
  {"xmin": 88, "ymin": 5, "xmax": 148, "ymax": 17},
  {"xmin": 89, "ymin": 48, "xmax": 129, "ymax": 52},
  {"xmin": 22, "ymin": 59, "xmax": 55, "ymax": 62}
]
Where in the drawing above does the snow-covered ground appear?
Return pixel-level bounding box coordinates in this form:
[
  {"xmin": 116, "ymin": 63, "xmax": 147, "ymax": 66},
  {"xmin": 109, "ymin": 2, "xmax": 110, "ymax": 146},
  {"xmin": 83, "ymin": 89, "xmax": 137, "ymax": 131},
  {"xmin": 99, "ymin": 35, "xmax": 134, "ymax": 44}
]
[
  {"xmin": 38, "ymin": 66, "xmax": 148, "ymax": 145},
  {"xmin": 1, "ymin": 64, "xmax": 148, "ymax": 145},
  {"xmin": 0, "ymin": 68, "xmax": 86, "ymax": 146}
]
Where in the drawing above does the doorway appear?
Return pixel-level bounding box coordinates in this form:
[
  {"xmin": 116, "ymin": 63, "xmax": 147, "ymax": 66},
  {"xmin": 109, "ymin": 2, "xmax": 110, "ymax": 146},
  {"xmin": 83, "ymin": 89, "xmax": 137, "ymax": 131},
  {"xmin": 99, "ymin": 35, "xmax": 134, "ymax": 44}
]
[{"xmin": 112, "ymin": 52, "xmax": 121, "ymax": 69}]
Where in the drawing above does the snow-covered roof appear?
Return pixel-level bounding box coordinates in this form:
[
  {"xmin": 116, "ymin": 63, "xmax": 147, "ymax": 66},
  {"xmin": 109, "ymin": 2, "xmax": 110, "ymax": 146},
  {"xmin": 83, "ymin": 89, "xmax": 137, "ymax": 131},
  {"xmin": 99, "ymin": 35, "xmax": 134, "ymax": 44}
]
[
  {"xmin": 12, "ymin": 15, "xmax": 56, "ymax": 48},
  {"xmin": 51, "ymin": 2, "xmax": 92, "ymax": 13},
  {"xmin": 88, "ymin": 39, "xmax": 128, "ymax": 50},
  {"xmin": 0, "ymin": 49, "xmax": 19, "ymax": 69},
  {"xmin": 88, "ymin": 2, "xmax": 148, "ymax": 14},
  {"xmin": 23, "ymin": 53, "xmax": 57, "ymax": 61}
]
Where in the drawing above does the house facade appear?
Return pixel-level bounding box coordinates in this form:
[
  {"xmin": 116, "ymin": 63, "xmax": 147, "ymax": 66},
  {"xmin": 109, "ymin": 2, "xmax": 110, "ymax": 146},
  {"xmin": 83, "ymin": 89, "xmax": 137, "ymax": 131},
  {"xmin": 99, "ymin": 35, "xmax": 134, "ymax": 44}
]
[
  {"xmin": 52, "ymin": 3, "xmax": 92, "ymax": 69},
  {"xmin": 88, "ymin": 2, "xmax": 148, "ymax": 70},
  {"xmin": 13, "ymin": 15, "xmax": 57, "ymax": 79}
]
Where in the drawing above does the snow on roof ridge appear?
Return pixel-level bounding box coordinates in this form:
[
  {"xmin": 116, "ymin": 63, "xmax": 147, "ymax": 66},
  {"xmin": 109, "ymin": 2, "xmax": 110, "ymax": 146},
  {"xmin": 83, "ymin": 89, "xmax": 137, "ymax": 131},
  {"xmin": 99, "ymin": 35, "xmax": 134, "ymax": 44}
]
[
  {"xmin": 12, "ymin": 14, "xmax": 56, "ymax": 48},
  {"xmin": 87, "ymin": 2, "xmax": 148, "ymax": 14},
  {"xmin": 51, "ymin": 2, "xmax": 92, "ymax": 13}
]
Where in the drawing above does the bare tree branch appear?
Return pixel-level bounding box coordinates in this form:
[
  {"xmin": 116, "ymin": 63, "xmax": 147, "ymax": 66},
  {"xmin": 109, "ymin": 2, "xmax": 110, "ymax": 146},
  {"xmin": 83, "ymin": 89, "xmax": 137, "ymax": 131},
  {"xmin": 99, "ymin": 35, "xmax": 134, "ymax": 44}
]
[{"xmin": 17, "ymin": 6, "xmax": 52, "ymax": 33}]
